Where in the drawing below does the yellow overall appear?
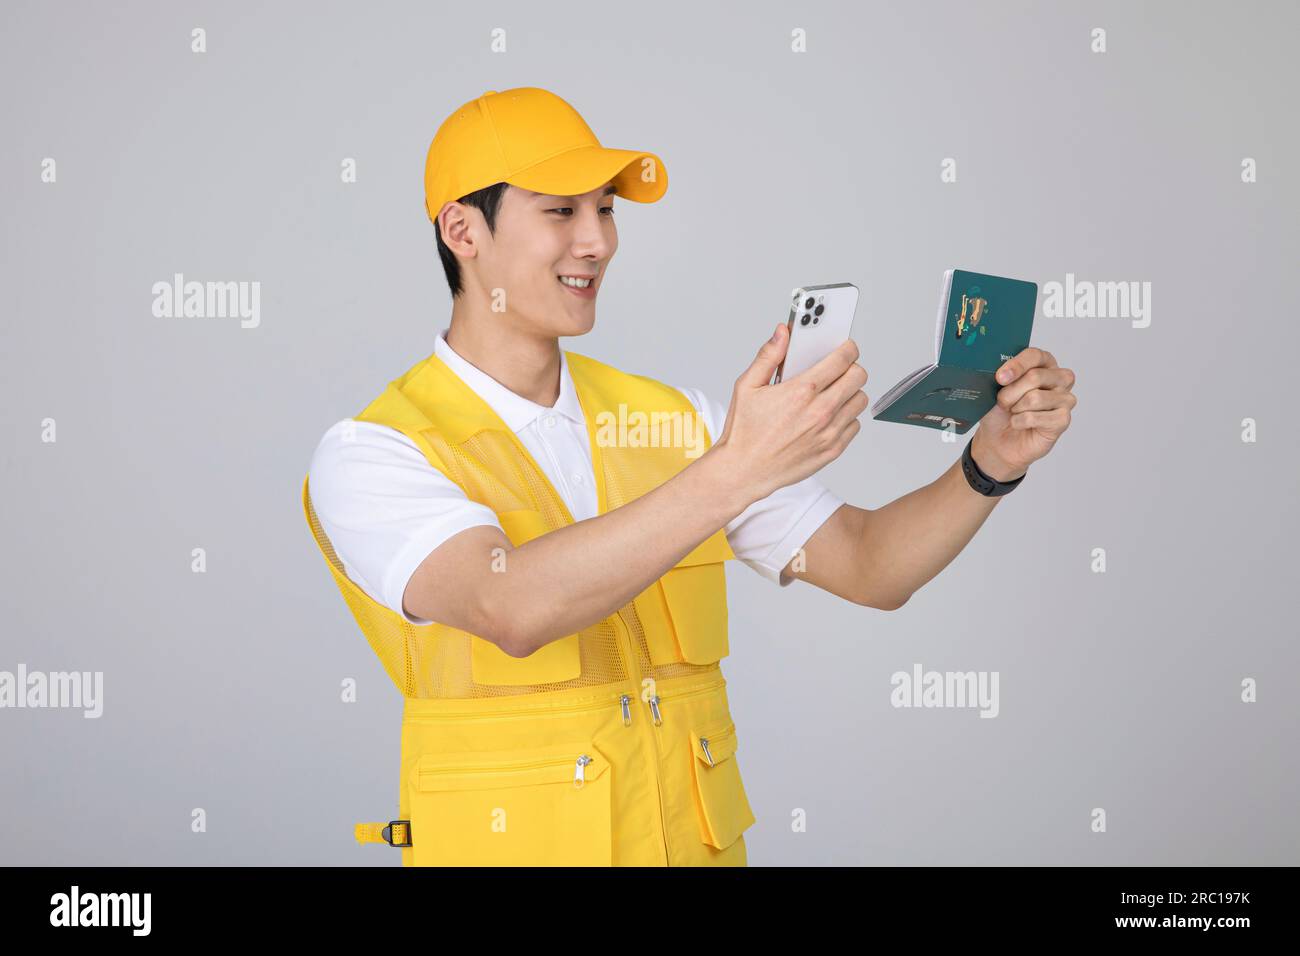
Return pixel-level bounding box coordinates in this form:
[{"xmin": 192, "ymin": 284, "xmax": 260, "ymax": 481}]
[{"xmin": 301, "ymin": 348, "xmax": 757, "ymax": 866}]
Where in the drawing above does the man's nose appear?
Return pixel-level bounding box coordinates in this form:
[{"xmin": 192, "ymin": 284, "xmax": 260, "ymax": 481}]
[{"xmin": 571, "ymin": 206, "xmax": 613, "ymax": 257}]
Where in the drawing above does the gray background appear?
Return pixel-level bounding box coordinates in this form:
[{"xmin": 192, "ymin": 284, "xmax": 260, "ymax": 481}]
[{"xmin": 2, "ymin": 0, "xmax": 1296, "ymax": 865}]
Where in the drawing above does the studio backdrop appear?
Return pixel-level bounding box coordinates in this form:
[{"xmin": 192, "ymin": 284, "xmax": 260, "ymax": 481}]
[{"xmin": 2, "ymin": 0, "xmax": 1297, "ymax": 865}]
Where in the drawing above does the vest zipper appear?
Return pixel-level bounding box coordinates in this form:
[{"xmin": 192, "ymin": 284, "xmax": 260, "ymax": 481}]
[
  {"xmin": 574, "ymin": 754, "xmax": 593, "ymax": 787},
  {"xmin": 612, "ymin": 607, "xmax": 672, "ymax": 866},
  {"xmin": 417, "ymin": 752, "xmax": 591, "ymax": 780},
  {"xmin": 399, "ymin": 679, "xmax": 721, "ymax": 722},
  {"xmin": 620, "ymin": 694, "xmax": 631, "ymax": 726}
]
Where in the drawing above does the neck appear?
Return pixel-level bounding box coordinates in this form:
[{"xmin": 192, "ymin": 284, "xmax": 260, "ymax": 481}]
[{"xmin": 445, "ymin": 297, "xmax": 562, "ymax": 407}]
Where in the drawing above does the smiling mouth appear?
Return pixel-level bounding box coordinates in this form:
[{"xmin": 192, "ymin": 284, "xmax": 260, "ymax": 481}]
[{"xmin": 558, "ymin": 275, "xmax": 595, "ymax": 289}]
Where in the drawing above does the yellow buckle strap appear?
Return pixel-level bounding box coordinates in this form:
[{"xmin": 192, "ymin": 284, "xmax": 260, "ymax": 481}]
[{"xmin": 355, "ymin": 820, "xmax": 411, "ymax": 847}]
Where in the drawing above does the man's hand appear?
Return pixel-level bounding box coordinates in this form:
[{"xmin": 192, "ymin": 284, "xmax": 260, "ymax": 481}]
[
  {"xmin": 712, "ymin": 322, "xmax": 869, "ymax": 503},
  {"xmin": 970, "ymin": 346, "xmax": 1077, "ymax": 481}
]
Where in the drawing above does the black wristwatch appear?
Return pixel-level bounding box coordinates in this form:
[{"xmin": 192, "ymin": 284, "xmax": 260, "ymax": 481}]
[{"xmin": 961, "ymin": 438, "xmax": 1025, "ymax": 497}]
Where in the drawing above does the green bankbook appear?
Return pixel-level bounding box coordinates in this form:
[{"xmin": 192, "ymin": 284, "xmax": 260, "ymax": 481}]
[{"xmin": 871, "ymin": 269, "xmax": 1038, "ymax": 435}]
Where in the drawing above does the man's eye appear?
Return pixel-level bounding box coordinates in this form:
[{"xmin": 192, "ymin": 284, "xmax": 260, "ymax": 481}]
[{"xmin": 545, "ymin": 207, "xmax": 614, "ymax": 216}]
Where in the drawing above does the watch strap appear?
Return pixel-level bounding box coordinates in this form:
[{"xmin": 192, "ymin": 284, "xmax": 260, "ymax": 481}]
[{"xmin": 961, "ymin": 438, "xmax": 1025, "ymax": 497}]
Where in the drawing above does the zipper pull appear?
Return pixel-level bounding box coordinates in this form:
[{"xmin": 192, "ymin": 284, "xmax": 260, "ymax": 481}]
[
  {"xmin": 574, "ymin": 753, "xmax": 593, "ymax": 788},
  {"xmin": 648, "ymin": 695, "xmax": 662, "ymax": 726},
  {"xmin": 700, "ymin": 737, "xmax": 715, "ymax": 767},
  {"xmin": 620, "ymin": 694, "xmax": 631, "ymax": 726}
]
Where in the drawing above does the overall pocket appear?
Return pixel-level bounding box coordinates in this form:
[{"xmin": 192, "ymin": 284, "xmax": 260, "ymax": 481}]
[
  {"xmin": 632, "ymin": 527, "xmax": 732, "ymax": 666},
  {"xmin": 688, "ymin": 720, "xmax": 756, "ymax": 850},
  {"xmin": 471, "ymin": 509, "xmax": 582, "ymax": 685},
  {"xmin": 409, "ymin": 741, "xmax": 612, "ymax": 866}
]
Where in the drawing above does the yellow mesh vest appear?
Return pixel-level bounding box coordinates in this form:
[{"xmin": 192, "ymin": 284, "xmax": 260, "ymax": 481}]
[
  {"xmin": 302, "ymin": 347, "xmax": 758, "ymax": 866},
  {"xmin": 301, "ymin": 348, "xmax": 736, "ymax": 700}
]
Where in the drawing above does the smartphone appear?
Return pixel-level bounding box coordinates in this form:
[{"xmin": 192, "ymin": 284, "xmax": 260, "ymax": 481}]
[{"xmin": 772, "ymin": 282, "xmax": 860, "ymax": 384}]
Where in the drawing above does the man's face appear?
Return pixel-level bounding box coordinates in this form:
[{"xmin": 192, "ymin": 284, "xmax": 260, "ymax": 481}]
[{"xmin": 469, "ymin": 182, "xmax": 618, "ymax": 337}]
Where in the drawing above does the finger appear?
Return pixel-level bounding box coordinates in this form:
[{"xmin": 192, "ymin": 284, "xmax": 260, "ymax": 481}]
[
  {"xmin": 996, "ymin": 366, "xmax": 1073, "ymax": 410},
  {"xmin": 819, "ymin": 415, "xmax": 863, "ymax": 464},
  {"xmin": 788, "ymin": 336, "xmax": 860, "ymax": 393},
  {"xmin": 996, "ymin": 347, "xmax": 1057, "ymax": 386},
  {"xmin": 825, "ymin": 387, "xmax": 870, "ymax": 437},
  {"xmin": 831, "ymin": 417, "xmax": 863, "ymax": 456},
  {"xmin": 738, "ymin": 322, "xmax": 792, "ymax": 389},
  {"xmin": 1009, "ymin": 388, "xmax": 1077, "ymax": 415},
  {"xmin": 1010, "ymin": 408, "xmax": 1070, "ymax": 432},
  {"xmin": 812, "ymin": 361, "xmax": 869, "ymax": 419}
]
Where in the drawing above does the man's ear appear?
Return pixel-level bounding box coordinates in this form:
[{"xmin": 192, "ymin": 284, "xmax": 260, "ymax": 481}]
[{"xmin": 438, "ymin": 202, "xmax": 478, "ymax": 259}]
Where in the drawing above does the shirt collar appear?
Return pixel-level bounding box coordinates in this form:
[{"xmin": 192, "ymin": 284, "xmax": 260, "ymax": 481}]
[{"xmin": 433, "ymin": 326, "xmax": 587, "ymax": 434}]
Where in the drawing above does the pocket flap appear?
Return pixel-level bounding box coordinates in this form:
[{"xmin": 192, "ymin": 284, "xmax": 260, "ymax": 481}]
[
  {"xmin": 655, "ymin": 561, "xmax": 729, "ymax": 665},
  {"xmin": 691, "ymin": 722, "xmax": 739, "ymax": 766},
  {"xmin": 687, "ymin": 720, "xmax": 755, "ymax": 850},
  {"xmin": 674, "ymin": 527, "xmax": 734, "ymax": 568},
  {"xmin": 414, "ymin": 742, "xmax": 608, "ymax": 793},
  {"xmin": 497, "ymin": 508, "xmax": 552, "ymax": 547}
]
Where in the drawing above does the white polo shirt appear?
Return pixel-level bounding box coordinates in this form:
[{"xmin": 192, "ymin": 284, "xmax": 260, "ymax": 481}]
[{"xmin": 308, "ymin": 326, "xmax": 845, "ymax": 625}]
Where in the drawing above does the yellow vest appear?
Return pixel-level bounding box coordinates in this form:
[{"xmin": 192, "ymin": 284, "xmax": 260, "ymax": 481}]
[{"xmin": 302, "ymin": 348, "xmax": 756, "ymax": 866}]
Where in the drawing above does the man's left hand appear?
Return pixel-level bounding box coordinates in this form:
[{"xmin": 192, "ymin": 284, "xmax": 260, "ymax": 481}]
[{"xmin": 969, "ymin": 347, "xmax": 1077, "ymax": 482}]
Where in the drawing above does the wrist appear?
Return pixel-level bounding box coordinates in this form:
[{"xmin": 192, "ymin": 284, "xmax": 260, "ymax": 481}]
[
  {"xmin": 970, "ymin": 432, "xmax": 1027, "ymax": 483},
  {"xmin": 699, "ymin": 439, "xmax": 762, "ymax": 517}
]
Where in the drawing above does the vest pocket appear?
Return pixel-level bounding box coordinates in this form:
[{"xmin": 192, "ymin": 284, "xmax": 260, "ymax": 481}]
[
  {"xmin": 409, "ymin": 741, "xmax": 612, "ymax": 866},
  {"xmin": 688, "ymin": 721, "xmax": 756, "ymax": 850},
  {"xmin": 471, "ymin": 509, "xmax": 582, "ymax": 685},
  {"xmin": 633, "ymin": 528, "xmax": 732, "ymax": 666}
]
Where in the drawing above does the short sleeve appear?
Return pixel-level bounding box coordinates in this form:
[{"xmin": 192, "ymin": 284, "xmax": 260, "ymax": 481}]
[
  {"xmin": 671, "ymin": 385, "xmax": 846, "ymax": 586},
  {"xmin": 306, "ymin": 420, "xmax": 503, "ymax": 624}
]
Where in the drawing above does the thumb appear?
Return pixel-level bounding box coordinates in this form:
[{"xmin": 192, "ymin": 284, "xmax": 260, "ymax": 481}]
[{"xmin": 737, "ymin": 322, "xmax": 789, "ymax": 389}]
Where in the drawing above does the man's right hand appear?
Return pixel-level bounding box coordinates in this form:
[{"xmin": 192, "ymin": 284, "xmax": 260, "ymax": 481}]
[{"xmin": 711, "ymin": 322, "xmax": 869, "ymax": 505}]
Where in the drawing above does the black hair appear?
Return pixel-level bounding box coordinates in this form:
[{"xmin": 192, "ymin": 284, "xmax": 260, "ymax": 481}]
[{"xmin": 434, "ymin": 181, "xmax": 510, "ymax": 298}]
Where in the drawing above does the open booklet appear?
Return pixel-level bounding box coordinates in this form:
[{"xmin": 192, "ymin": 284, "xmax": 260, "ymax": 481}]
[{"xmin": 871, "ymin": 268, "xmax": 1038, "ymax": 435}]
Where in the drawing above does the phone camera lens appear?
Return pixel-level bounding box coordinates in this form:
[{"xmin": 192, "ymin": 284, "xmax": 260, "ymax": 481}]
[
  {"xmin": 800, "ymin": 313, "xmax": 812, "ymax": 326},
  {"xmin": 804, "ymin": 297, "xmax": 815, "ymax": 310},
  {"xmin": 812, "ymin": 316, "xmax": 819, "ymax": 324},
  {"xmin": 814, "ymin": 304, "xmax": 825, "ymax": 316}
]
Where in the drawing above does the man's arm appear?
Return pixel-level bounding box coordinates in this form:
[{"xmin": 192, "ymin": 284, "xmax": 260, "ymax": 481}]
[
  {"xmin": 404, "ymin": 446, "xmax": 753, "ymax": 657},
  {"xmin": 404, "ymin": 324, "xmax": 869, "ymax": 657},
  {"xmin": 788, "ymin": 346, "xmax": 1078, "ymax": 608},
  {"xmin": 782, "ymin": 447, "xmax": 1009, "ymax": 609}
]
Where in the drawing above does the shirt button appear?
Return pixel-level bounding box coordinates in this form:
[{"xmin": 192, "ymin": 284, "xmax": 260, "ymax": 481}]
[
  {"xmin": 544, "ymin": 415, "xmax": 556, "ymax": 428},
  {"xmin": 572, "ymin": 473, "xmax": 584, "ymax": 485}
]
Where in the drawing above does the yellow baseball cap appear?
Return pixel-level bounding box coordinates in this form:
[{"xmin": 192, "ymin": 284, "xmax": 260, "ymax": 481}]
[{"xmin": 423, "ymin": 87, "xmax": 668, "ymax": 223}]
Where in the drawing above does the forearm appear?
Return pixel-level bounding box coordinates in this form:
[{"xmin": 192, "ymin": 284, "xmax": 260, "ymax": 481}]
[
  {"xmin": 855, "ymin": 431, "xmax": 1025, "ymax": 607},
  {"xmin": 491, "ymin": 444, "xmax": 752, "ymax": 655}
]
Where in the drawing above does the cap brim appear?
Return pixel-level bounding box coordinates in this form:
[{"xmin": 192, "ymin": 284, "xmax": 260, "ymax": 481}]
[{"xmin": 504, "ymin": 145, "xmax": 668, "ymax": 203}]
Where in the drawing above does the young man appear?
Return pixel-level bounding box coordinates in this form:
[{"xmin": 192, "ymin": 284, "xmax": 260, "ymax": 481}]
[{"xmin": 303, "ymin": 87, "xmax": 1077, "ymax": 867}]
